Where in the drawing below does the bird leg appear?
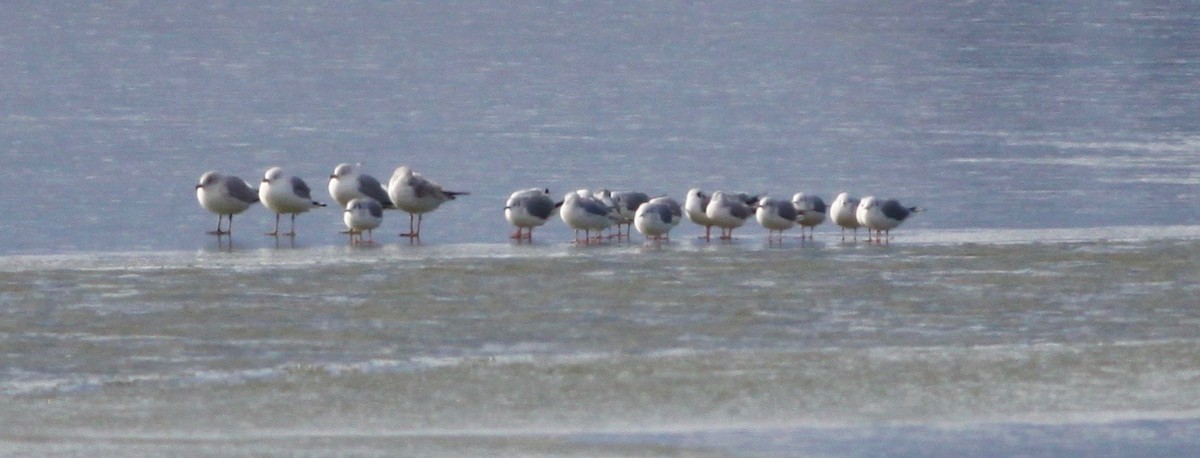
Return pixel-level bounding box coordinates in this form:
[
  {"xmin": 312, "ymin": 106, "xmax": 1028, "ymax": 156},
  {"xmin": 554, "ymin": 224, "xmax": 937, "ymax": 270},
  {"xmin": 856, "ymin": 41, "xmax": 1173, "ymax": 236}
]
[
  {"xmin": 284, "ymin": 214, "xmax": 296, "ymax": 237},
  {"xmin": 400, "ymin": 213, "xmax": 422, "ymax": 238},
  {"xmin": 208, "ymin": 214, "xmax": 231, "ymax": 235},
  {"xmin": 266, "ymin": 213, "xmax": 281, "ymax": 236}
]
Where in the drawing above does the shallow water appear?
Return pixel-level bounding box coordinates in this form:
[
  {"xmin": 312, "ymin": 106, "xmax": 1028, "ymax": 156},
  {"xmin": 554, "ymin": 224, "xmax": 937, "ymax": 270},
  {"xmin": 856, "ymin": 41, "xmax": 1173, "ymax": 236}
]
[
  {"xmin": 3, "ymin": 231, "xmax": 1200, "ymax": 455},
  {"xmin": 2, "ymin": 1, "xmax": 1200, "ymax": 455}
]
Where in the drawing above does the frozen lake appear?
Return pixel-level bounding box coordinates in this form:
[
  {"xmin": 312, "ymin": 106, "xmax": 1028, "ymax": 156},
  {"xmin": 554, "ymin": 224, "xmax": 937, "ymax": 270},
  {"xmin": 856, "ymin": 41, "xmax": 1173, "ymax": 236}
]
[{"xmin": 1, "ymin": 1, "xmax": 1199, "ymax": 455}]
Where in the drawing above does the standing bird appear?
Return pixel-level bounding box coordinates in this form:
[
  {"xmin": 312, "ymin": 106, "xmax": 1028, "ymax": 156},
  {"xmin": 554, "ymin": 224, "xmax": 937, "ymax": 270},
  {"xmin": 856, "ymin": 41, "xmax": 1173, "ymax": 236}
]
[
  {"xmin": 856, "ymin": 196, "xmax": 921, "ymax": 242},
  {"xmin": 705, "ymin": 191, "xmax": 756, "ymax": 240},
  {"xmin": 343, "ymin": 198, "xmax": 383, "ymax": 245},
  {"xmin": 598, "ymin": 190, "xmax": 650, "ymax": 239},
  {"xmin": 504, "ymin": 188, "xmax": 561, "ymax": 241},
  {"xmin": 791, "ymin": 193, "xmax": 827, "ymax": 239},
  {"xmin": 755, "ymin": 196, "xmax": 798, "ymax": 241},
  {"xmin": 328, "ymin": 163, "xmax": 393, "ymax": 209},
  {"xmin": 560, "ymin": 190, "xmax": 616, "ymax": 244},
  {"xmin": 387, "ymin": 166, "xmax": 469, "ymax": 238},
  {"xmin": 829, "ymin": 192, "xmax": 862, "ymax": 240},
  {"xmin": 195, "ymin": 171, "xmax": 258, "ymax": 235},
  {"xmin": 259, "ymin": 167, "xmax": 326, "ymax": 236},
  {"xmin": 684, "ymin": 188, "xmax": 715, "ymax": 241},
  {"xmin": 634, "ymin": 197, "xmax": 683, "ymax": 242}
]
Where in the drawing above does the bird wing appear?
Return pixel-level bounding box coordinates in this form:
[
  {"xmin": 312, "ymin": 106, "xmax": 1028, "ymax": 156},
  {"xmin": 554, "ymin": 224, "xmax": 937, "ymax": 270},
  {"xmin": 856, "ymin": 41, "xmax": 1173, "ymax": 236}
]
[
  {"xmin": 880, "ymin": 200, "xmax": 911, "ymax": 220},
  {"xmin": 526, "ymin": 196, "xmax": 555, "ymax": 219},
  {"xmin": 290, "ymin": 176, "xmax": 312, "ymax": 200},
  {"xmin": 227, "ymin": 177, "xmax": 260, "ymax": 204},
  {"xmin": 358, "ymin": 174, "xmax": 394, "ymax": 207},
  {"xmin": 367, "ymin": 199, "xmax": 384, "ymax": 218}
]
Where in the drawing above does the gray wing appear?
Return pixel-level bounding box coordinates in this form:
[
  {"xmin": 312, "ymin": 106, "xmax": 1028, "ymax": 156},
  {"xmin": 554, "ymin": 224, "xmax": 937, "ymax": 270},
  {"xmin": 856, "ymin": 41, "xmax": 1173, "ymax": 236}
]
[
  {"xmin": 290, "ymin": 176, "xmax": 312, "ymax": 200},
  {"xmin": 358, "ymin": 174, "xmax": 394, "ymax": 207},
  {"xmin": 729, "ymin": 202, "xmax": 752, "ymax": 220},
  {"xmin": 526, "ymin": 196, "xmax": 555, "ymax": 220},
  {"xmin": 366, "ymin": 199, "xmax": 384, "ymax": 218},
  {"xmin": 880, "ymin": 199, "xmax": 911, "ymax": 220},
  {"xmin": 412, "ymin": 176, "xmax": 442, "ymax": 199},
  {"xmin": 667, "ymin": 200, "xmax": 683, "ymax": 218},
  {"xmin": 811, "ymin": 196, "xmax": 827, "ymax": 213},
  {"xmin": 655, "ymin": 204, "xmax": 675, "ymax": 224},
  {"xmin": 619, "ymin": 192, "xmax": 650, "ymax": 212},
  {"xmin": 226, "ymin": 176, "xmax": 259, "ymax": 204},
  {"xmin": 777, "ymin": 202, "xmax": 798, "ymax": 221},
  {"xmin": 735, "ymin": 193, "xmax": 760, "ymax": 206},
  {"xmin": 581, "ymin": 198, "xmax": 612, "ymax": 217}
]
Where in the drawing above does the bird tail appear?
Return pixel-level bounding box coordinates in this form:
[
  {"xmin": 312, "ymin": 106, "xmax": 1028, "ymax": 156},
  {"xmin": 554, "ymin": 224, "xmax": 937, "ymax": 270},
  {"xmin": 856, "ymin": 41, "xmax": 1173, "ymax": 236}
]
[
  {"xmin": 446, "ymin": 191, "xmax": 470, "ymax": 199},
  {"xmin": 313, "ymin": 201, "xmax": 328, "ymax": 207},
  {"xmin": 909, "ymin": 206, "xmax": 923, "ymax": 213}
]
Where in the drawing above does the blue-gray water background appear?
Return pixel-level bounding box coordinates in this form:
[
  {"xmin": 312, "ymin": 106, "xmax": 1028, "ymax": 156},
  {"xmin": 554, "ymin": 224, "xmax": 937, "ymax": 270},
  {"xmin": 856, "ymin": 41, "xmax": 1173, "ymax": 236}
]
[{"xmin": 2, "ymin": 1, "xmax": 1199, "ymax": 456}]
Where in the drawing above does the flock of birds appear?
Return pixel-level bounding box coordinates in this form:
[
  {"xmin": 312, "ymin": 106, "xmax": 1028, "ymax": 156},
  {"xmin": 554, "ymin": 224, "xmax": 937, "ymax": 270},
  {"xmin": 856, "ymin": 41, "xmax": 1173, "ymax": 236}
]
[{"xmin": 195, "ymin": 164, "xmax": 921, "ymax": 245}]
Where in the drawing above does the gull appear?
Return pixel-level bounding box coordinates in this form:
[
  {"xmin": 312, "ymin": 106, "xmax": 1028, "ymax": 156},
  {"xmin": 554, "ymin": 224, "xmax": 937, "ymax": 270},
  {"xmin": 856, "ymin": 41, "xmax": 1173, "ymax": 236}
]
[
  {"xmin": 634, "ymin": 196, "xmax": 683, "ymax": 241},
  {"xmin": 755, "ymin": 196, "xmax": 798, "ymax": 241},
  {"xmin": 387, "ymin": 166, "xmax": 469, "ymax": 238},
  {"xmin": 829, "ymin": 192, "xmax": 862, "ymax": 240},
  {"xmin": 684, "ymin": 188, "xmax": 715, "ymax": 240},
  {"xmin": 856, "ymin": 196, "xmax": 921, "ymax": 242},
  {"xmin": 560, "ymin": 190, "xmax": 616, "ymax": 244},
  {"xmin": 504, "ymin": 188, "xmax": 561, "ymax": 241},
  {"xmin": 705, "ymin": 191, "xmax": 757, "ymax": 240},
  {"xmin": 328, "ymin": 163, "xmax": 393, "ymax": 209},
  {"xmin": 343, "ymin": 198, "xmax": 383, "ymax": 245},
  {"xmin": 195, "ymin": 171, "xmax": 258, "ymax": 235},
  {"xmin": 259, "ymin": 167, "xmax": 326, "ymax": 236},
  {"xmin": 791, "ymin": 193, "xmax": 827, "ymax": 239},
  {"xmin": 597, "ymin": 190, "xmax": 650, "ymax": 239}
]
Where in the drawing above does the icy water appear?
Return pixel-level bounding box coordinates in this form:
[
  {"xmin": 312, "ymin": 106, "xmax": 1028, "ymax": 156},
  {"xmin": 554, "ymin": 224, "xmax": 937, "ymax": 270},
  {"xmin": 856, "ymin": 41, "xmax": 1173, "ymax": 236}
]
[
  {"xmin": 2, "ymin": 1, "xmax": 1200, "ymax": 456},
  {"xmin": 4, "ymin": 234, "xmax": 1200, "ymax": 456}
]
